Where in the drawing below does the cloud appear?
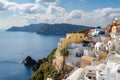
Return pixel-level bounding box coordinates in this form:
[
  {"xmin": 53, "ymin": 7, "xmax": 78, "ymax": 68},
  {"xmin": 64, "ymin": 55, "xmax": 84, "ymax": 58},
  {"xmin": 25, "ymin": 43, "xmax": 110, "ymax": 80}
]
[
  {"xmin": 18, "ymin": 3, "xmax": 45, "ymax": 14},
  {"xmin": 0, "ymin": 0, "xmax": 45, "ymax": 14},
  {"xmin": 35, "ymin": 0, "xmax": 59, "ymax": 5},
  {"xmin": 67, "ymin": 10, "xmax": 83, "ymax": 19},
  {"xmin": 0, "ymin": 0, "xmax": 120, "ymax": 29},
  {"xmin": 36, "ymin": 0, "xmax": 57, "ymax": 3},
  {"xmin": 0, "ymin": 0, "xmax": 18, "ymax": 11},
  {"xmin": 24, "ymin": 7, "xmax": 119, "ymax": 27},
  {"xmin": 46, "ymin": 5, "xmax": 65, "ymax": 15},
  {"xmin": 8, "ymin": 6, "xmax": 120, "ymax": 28},
  {"xmin": 0, "ymin": 14, "xmax": 29, "ymax": 29},
  {"xmin": 63, "ymin": 8, "xmax": 120, "ymax": 27},
  {"xmin": 24, "ymin": 5, "xmax": 66, "ymax": 24}
]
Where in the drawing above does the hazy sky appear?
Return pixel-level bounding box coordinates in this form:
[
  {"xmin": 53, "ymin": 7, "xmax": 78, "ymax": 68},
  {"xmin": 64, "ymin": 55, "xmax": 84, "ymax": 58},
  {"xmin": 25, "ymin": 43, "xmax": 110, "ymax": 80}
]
[{"xmin": 0, "ymin": 0, "xmax": 120, "ymax": 29}]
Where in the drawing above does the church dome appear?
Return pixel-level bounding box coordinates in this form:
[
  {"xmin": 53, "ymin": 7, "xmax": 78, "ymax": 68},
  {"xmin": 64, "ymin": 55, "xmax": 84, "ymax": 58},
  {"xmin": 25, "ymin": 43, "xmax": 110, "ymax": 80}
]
[
  {"xmin": 98, "ymin": 31, "xmax": 105, "ymax": 35},
  {"xmin": 96, "ymin": 26, "xmax": 101, "ymax": 29}
]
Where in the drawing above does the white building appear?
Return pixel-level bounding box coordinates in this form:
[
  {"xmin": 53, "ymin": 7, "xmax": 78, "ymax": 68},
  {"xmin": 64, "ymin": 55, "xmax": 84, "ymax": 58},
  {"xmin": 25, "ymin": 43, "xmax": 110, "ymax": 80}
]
[
  {"xmin": 66, "ymin": 68, "xmax": 85, "ymax": 80},
  {"xmin": 66, "ymin": 48, "xmax": 83, "ymax": 66},
  {"xmin": 94, "ymin": 42, "xmax": 104, "ymax": 57},
  {"xmin": 106, "ymin": 61, "xmax": 120, "ymax": 80},
  {"xmin": 65, "ymin": 19, "xmax": 120, "ymax": 80},
  {"xmin": 66, "ymin": 43, "xmax": 90, "ymax": 66},
  {"xmin": 84, "ymin": 49, "xmax": 95, "ymax": 57},
  {"xmin": 95, "ymin": 64, "xmax": 107, "ymax": 80},
  {"xmin": 107, "ymin": 40, "xmax": 115, "ymax": 51}
]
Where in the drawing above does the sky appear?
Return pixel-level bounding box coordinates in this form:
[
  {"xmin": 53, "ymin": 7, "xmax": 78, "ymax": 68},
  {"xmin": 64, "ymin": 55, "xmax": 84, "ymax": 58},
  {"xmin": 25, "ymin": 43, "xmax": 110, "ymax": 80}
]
[{"xmin": 0, "ymin": 0, "xmax": 120, "ymax": 29}]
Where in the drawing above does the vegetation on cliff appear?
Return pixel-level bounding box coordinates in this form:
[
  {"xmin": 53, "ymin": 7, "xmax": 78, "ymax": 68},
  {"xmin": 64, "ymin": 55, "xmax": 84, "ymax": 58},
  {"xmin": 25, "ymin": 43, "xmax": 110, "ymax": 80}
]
[
  {"xmin": 61, "ymin": 48, "xmax": 69, "ymax": 72},
  {"xmin": 22, "ymin": 56, "xmax": 37, "ymax": 67},
  {"xmin": 30, "ymin": 62, "xmax": 63, "ymax": 80},
  {"xmin": 30, "ymin": 48, "xmax": 63, "ymax": 80},
  {"xmin": 47, "ymin": 48, "xmax": 56, "ymax": 64}
]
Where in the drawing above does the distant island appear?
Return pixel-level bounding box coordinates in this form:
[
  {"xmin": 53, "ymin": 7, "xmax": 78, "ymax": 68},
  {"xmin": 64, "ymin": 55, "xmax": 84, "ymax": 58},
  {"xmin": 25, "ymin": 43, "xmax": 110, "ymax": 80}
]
[
  {"xmin": 7, "ymin": 23, "xmax": 93, "ymax": 35},
  {"xmin": 7, "ymin": 23, "xmax": 45, "ymax": 32}
]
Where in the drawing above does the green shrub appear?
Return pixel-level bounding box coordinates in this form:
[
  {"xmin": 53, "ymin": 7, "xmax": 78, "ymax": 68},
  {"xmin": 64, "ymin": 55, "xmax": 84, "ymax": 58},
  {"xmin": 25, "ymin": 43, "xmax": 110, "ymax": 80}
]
[
  {"xmin": 47, "ymin": 48, "xmax": 57, "ymax": 63},
  {"xmin": 30, "ymin": 48, "xmax": 63, "ymax": 80}
]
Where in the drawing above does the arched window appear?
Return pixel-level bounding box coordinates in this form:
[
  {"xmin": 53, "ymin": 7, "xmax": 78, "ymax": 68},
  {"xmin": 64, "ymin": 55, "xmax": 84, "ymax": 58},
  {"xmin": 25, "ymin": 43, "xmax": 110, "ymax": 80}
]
[{"xmin": 117, "ymin": 69, "xmax": 120, "ymax": 73}]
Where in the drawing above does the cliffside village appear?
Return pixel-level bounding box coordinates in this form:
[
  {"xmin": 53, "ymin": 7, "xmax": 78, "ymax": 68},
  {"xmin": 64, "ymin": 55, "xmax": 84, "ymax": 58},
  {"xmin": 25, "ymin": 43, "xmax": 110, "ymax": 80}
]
[{"xmin": 48, "ymin": 18, "xmax": 120, "ymax": 80}]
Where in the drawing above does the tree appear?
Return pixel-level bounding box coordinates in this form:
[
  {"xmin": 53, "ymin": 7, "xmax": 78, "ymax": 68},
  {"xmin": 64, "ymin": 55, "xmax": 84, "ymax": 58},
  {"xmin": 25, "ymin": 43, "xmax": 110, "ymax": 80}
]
[{"xmin": 61, "ymin": 48, "xmax": 69, "ymax": 72}]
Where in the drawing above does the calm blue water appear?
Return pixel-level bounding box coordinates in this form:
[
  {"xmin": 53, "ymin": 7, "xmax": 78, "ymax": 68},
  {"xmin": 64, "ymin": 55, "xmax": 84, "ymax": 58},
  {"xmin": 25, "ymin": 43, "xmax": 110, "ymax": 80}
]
[{"xmin": 0, "ymin": 31, "xmax": 63, "ymax": 80}]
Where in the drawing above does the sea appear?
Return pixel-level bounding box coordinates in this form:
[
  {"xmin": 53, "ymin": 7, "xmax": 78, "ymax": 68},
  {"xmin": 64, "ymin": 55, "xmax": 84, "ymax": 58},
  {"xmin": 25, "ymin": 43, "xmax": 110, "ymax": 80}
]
[{"xmin": 0, "ymin": 30, "xmax": 63, "ymax": 80}]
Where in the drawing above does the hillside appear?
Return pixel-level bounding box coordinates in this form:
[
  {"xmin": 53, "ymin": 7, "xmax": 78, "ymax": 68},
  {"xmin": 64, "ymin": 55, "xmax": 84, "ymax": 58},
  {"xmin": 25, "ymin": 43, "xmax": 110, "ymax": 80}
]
[
  {"xmin": 7, "ymin": 23, "xmax": 46, "ymax": 32},
  {"xmin": 7, "ymin": 23, "xmax": 92, "ymax": 35},
  {"xmin": 37, "ymin": 23, "xmax": 92, "ymax": 35}
]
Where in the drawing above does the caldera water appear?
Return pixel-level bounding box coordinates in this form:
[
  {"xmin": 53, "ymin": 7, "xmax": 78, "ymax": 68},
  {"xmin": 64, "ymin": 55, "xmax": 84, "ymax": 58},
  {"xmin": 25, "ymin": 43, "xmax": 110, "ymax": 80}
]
[{"xmin": 0, "ymin": 31, "xmax": 63, "ymax": 80}]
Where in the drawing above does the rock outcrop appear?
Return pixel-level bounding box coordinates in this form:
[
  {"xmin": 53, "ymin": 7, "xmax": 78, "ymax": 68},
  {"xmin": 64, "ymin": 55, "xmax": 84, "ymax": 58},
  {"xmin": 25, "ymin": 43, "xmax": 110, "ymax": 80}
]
[
  {"xmin": 22, "ymin": 56, "xmax": 36, "ymax": 67},
  {"xmin": 32, "ymin": 58, "xmax": 47, "ymax": 71},
  {"xmin": 22, "ymin": 56, "xmax": 47, "ymax": 72}
]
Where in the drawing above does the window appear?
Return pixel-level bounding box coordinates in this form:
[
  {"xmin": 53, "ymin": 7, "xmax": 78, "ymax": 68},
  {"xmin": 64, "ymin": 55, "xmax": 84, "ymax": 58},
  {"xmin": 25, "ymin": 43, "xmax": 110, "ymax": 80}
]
[
  {"xmin": 99, "ymin": 47, "xmax": 101, "ymax": 50},
  {"xmin": 117, "ymin": 70, "xmax": 120, "ymax": 73},
  {"xmin": 105, "ymin": 46, "xmax": 106, "ymax": 49},
  {"xmin": 107, "ymin": 45, "xmax": 108, "ymax": 47},
  {"xmin": 69, "ymin": 36, "xmax": 71, "ymax": 39},
  {"xmin": 101, "ymin": 44, "xmax": 103, "ymax": 46},
  {"xmin": 80, "ymin": 36, "xmax": 82, "ymax": 38}
]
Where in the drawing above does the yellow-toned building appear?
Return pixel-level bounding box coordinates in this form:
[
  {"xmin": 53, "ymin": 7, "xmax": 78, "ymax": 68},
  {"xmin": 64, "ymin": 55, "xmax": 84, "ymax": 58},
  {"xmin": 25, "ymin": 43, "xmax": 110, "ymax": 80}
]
[
  {"xmin": 112, "ymin": 26, "xmax": 120, "ymax": 33},
  {"xmin": 111, "ymin": 19, "xmax": 120, "ymax": 33},
  {"xmin": 98, "ymin": 51, "xmax": 107, "ymax": 60},
  {"xmin": 60, "ymin": 38, "xmax": 69, "ymax": 48},
  {"xmin": 58, "ymin": 38, "xmax": 69, "ymax": 51},
  {"xmin": 80, "ymin": 56, "xmax": 96, "ymax": 68},
  {"xmin": 55, "ymin": 33, "xmax": 85, "ymax": 71},
  {"xmin": 58, "ymin": 33, "xmax": 85, "ymax": 51},
  {"xmin": 66, "ymin": 33, "xmax": 84, "ymax": 42}
]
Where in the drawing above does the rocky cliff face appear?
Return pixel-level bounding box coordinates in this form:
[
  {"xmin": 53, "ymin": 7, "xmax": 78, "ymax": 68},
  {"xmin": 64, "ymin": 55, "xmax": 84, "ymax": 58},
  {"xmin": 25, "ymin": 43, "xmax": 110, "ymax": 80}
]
[
  {"xmin": 52, "ymin": 49, "xmax": 64, "ymax": 71},
  {"xmin": 37, "ymin": 23, "xmax": 92, "ymax": 35},
  {"xmin": 7, "ymin": 23, "xmax": 92, "ymax": 35},
  {"xmin": 22, "ymin": 56, "xmax": 47, "ymax": 71},
  {"xmin": 22, "ymin": 56, "xmax": 36, "ymax": 67}
]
